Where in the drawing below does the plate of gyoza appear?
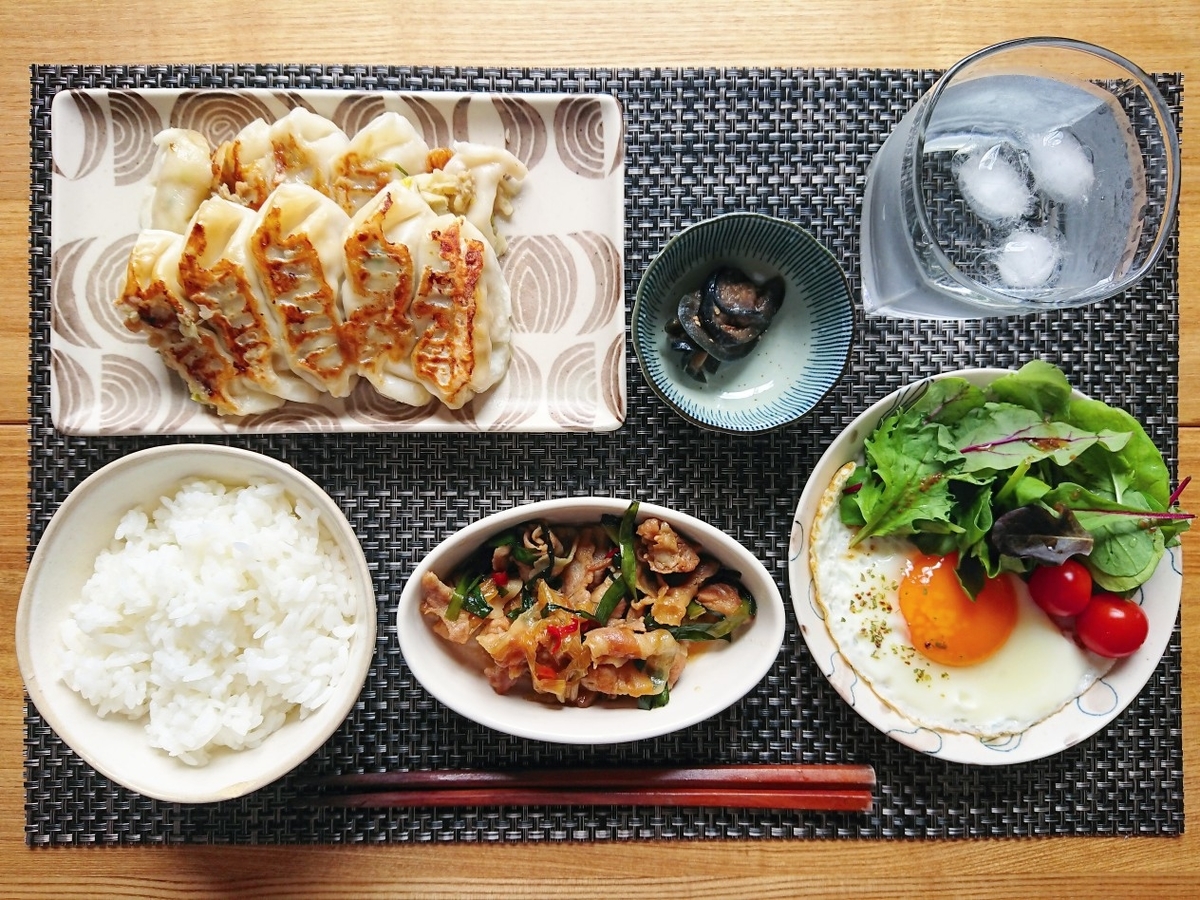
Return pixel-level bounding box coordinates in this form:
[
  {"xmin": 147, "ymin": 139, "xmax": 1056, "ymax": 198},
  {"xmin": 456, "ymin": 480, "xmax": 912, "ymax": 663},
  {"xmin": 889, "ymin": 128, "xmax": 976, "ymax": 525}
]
[{"xmin": 49, "ymin": 88, "xmax": 626, "ymax": 434}]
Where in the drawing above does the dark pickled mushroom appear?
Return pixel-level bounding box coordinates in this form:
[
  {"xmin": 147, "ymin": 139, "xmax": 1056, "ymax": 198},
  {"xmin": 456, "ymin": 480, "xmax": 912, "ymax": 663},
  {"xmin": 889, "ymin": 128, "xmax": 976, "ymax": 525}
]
[
  {"xmin": 701, "ymin": 304, "xmax": 768, "ymax": 356},
  {"xmin": 700, "ymin": 269, "xmax": 784, "ymax": 359},
  {"xmin": 705, "ymin": 268, "xmax": 784, "ymax": 330},
  {"xmin": 676, "ymin": 290, "xmax": 737, "ymax": 360},
  {"xmin": 665, "ymin": 315, "xmax": 720, "ymax": 381},
  {"xmin": 665, "ymin": 267, "xmax": 786, "ymax": 382}
]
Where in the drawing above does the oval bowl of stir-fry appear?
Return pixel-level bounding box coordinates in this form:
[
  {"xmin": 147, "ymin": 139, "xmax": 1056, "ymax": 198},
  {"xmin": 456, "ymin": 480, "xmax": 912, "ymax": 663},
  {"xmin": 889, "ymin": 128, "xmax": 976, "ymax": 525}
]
[{"xmin": 396, "ymin": 497, "xmax": 785, "ymax": 744}]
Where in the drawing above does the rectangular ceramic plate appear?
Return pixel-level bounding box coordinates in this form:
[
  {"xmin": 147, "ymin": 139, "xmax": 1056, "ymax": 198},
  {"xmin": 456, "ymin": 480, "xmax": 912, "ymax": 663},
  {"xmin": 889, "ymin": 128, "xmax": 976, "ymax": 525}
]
[{"xmin": 49, "ymin": 88, "xmax": 626, "ymax": 434}]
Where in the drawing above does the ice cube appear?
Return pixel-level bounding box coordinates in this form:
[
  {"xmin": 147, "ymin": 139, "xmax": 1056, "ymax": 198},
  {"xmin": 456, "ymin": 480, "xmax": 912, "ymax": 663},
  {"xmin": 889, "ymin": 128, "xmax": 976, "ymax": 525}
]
[
  {"xmin": 952, "ymin": 142, "xmax": 1034, "ymax": 224},
  {"xmin": 992, "ymin": 229, "xmax": 1061, "ymax": 289},
  {"xmin": 1026, "ymin": 129, "xmax": 1095, "ymax": 203}
]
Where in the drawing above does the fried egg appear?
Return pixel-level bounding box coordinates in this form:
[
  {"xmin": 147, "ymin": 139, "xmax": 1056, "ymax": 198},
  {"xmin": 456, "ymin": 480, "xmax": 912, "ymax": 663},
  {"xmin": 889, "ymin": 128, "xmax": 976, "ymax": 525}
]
[{"xmin": 809, "ymin": 462, "xmax": 1114, "ymax": 737}]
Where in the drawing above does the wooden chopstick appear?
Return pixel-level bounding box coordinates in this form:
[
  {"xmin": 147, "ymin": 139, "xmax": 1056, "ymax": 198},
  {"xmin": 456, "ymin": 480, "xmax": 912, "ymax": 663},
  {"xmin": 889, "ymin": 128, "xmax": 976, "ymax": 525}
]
[
  {"xmin": 302, "ymin": 787, "xmax": 874, "ymax": 812},
  {"xmin": 296, "ymin": 764, "xmax": 876, "ymax": 813},
  {"xmin": 309, "ymin": 764, "xmax": 875, "ymax": 791}
]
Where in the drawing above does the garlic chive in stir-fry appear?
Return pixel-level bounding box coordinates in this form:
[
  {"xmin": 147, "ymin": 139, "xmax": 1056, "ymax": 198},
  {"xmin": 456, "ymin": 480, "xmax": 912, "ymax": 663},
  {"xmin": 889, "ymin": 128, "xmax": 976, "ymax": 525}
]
[{"xmin": 419, "ymin": 502, "xmax": 757, "ymax": 708}]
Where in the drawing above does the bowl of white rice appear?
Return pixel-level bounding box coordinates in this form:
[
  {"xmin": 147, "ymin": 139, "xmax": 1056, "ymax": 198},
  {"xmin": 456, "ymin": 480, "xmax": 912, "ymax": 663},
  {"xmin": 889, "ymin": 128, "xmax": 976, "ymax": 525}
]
[{"xmin": 16, "ymin": 444, "xmax": 376, "ymax": 804}]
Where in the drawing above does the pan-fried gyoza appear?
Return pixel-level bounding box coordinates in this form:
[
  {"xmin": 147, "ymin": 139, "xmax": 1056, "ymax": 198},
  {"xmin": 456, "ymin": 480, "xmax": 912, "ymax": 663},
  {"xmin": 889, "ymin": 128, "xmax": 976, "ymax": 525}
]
[
  {"xmin": 116, "ymin": 108, "xmax": 526, "ymax": 415},
  {"xmin": 419, "ymin": 503, "xmax": 757, "ymax": 708}
]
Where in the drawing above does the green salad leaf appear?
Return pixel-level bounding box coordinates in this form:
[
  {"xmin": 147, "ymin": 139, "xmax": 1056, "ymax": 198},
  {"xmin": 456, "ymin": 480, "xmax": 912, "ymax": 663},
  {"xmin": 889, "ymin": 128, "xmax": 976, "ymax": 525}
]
[
  {"xmin": 839, "ymin": 360, "xmax": 1190, "ymax": 595},
  {"xmin": 955, "ymin": 405, "xmax": 1131, "ymax": 473},
  {"xmin": 987, "ymin": 358, "xmax": 1073, "ymax": 417}
]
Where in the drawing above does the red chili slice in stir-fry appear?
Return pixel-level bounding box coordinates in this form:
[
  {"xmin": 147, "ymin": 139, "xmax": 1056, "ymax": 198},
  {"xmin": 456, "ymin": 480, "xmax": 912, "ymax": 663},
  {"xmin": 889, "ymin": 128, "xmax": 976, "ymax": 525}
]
[{"xmin": 546, "ymin": 620, "xmax": 579, "ymax": 654}]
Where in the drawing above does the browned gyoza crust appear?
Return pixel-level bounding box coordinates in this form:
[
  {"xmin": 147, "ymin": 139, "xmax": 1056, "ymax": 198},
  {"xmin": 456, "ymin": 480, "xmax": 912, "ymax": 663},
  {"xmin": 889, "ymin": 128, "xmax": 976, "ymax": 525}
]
[
  {"xmin": 340, "ymin": 189, "xmax": 418, "ymax": 377},
  {"xmin": 410, "ymin": 219, "xmax": 486, "ymax": 409},
  {"xmin": 178, "ymin": 215, "xmax": 277, "ymax": 387},
  {"xmin": 251, "ymin": 201, "xmax": 355, "ymax": 395},
  {"xmin": 115, "ymin": 233, "xmax": 262, "ymax": 417}
]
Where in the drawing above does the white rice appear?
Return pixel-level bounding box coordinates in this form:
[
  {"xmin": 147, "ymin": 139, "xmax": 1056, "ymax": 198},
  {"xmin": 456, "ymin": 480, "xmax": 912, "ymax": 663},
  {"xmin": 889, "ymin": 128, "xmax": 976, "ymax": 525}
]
[{"xmin": 60, "ymin": 477, "xmax": 361, "ymax": 766}]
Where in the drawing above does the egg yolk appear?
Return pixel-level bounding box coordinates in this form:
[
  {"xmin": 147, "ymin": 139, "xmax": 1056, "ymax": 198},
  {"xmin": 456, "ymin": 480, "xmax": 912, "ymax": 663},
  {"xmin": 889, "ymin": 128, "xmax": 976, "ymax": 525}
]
[{"xmin": 898, "ymin": 552, "xmax": 1018, "ymax": 666}]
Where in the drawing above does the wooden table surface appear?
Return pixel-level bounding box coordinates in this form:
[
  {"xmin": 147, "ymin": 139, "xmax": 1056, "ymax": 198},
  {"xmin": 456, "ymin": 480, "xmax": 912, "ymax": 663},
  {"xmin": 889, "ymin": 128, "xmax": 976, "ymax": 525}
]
[{"xmin": 2, "ymin": 1, "xmax": 1197, "ymax": 896}]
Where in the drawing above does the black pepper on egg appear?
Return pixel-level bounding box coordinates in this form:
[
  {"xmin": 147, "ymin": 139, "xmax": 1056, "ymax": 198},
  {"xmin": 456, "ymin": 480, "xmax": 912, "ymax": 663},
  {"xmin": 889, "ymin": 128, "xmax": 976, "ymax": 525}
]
[{"xmin": 664, "ymin": 266, "xmax": 785, "ymax": 382}]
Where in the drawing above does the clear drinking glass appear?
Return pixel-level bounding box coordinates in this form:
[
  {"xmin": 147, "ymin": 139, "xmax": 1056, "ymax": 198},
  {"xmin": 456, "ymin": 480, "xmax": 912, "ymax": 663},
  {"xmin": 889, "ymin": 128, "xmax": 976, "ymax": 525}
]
[{"xmin": 860, "ymin": 37, "xmax": 1180, "ymax": 318}]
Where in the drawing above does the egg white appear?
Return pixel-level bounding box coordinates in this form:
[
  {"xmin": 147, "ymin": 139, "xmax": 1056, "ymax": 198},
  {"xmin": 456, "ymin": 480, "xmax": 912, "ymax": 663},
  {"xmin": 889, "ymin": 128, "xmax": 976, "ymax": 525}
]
[{"xmin": 809, "ymin": 462, "xmax": 1114, "ymax": 738}]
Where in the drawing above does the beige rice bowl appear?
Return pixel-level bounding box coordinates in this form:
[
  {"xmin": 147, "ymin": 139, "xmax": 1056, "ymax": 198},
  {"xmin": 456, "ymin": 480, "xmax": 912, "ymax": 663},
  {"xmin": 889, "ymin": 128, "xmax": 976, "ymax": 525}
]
[
  {"xmin": 17, "ymin": 445, "xmax": 376, "ymax": 802},
  {"xmin": 61, "ymin": 477, "xmax": 360, "ymax": 765}
]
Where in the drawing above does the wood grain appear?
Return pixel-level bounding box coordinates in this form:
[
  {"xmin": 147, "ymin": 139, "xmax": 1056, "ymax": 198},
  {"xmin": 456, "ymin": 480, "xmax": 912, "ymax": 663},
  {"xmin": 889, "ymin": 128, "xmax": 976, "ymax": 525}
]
[{"xmin": 1, "ymin": 1, "xmax": 1197, "ymax": 896}]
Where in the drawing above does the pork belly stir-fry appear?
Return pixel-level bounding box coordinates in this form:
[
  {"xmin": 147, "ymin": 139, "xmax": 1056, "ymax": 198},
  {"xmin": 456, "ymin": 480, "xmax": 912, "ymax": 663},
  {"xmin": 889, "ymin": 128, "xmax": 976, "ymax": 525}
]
[{"xmin": 419, "ymin": 502, "xmax": 757, "ymax": 708}]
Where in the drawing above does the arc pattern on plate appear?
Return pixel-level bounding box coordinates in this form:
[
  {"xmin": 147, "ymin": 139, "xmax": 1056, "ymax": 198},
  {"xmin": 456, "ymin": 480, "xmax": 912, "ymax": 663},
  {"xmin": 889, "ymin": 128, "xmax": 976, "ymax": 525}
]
[
  {"xmin": 600, "ymin": 332, "xmax": 625, "ymax": 424},
  {"xmin": 401, "ymin": 97, "xmax": 451, "ymax": 149},
  {"xmin": 450, "ymin": 97, "xmax": 472, "ymax": 143},
  {"xmin": 54, "ymin": 91, "xmax": 107, "ymax": 180},
  {"xmin": 171, "ymin": 91, "xmax": 277, "ymax": 144},
  {"xmin": 482, "ymin": 345, "xmax": 541, "ymax": 430},
  {"xmin": 155, "ymin": 388, "xmax": 201, "ymax": 433},
  {"xmin": 546, "ymin": 343, "xmax": 596, "ymax": 430},
  {"xmin": 240, "ymin": 402, "xmax": 344, "ymax": 433},
  {"xmin": 87, "ymin": 234, "xmax": 142, "ymax": 344},
  {"xmin": 99, "ymin": 355, "xmax": 166, "ymax": 434},
  {"xmin": 494, "ymin": 96, "xmax": 547, "ymax": 170},
  {"xmin": 331, "ymin": 94, "xmax": 389, "ymax": 137},
  {"xmin": 570, "ymin": 231, "xmax": 623, "ymax": 334},
  {"xmin": 103, "ymin": 355, "xmax": 198, "ymax": 435},
  {"xmin": 609, "ymin": 119, "xmax": 624, "ymax": 176},
  {"xmin": 52, "ymin": 238, "xmax": 100, "ymax": 348},
  {"xmin": 554, "ymin": 97, "xmax": 608, "ymax": 178},
  {"xmin": 109, "ymin": 91, "xmax": 160, "ymax": 186},
  {"xmin": 50, "ymin": 348, "xmax": 94, "ymax": 432},
  {"xmin": 277, "ymin": 91, "xmax": 318, "ymax": 115},
  {"xmin": 447, "ymin": 401, "xmax": 480, "ymax": 429},
  {"xmin": 503, "ymin": 235, "xmax": 577, "ymax": 334},
  {"xmin": 343, "ymin": 380, "xmax": 435, "ymax": 426}
]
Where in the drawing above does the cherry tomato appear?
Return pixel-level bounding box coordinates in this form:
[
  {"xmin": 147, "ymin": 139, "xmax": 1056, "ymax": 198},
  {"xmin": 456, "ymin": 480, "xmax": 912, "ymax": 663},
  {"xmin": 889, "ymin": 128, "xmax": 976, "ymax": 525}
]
[
  {"xmin": 1027, "ymin": 559, "xmax": 1093, "ymax": 618},
  {"xmin": 1074, "ymin": 593, "xmax": 1149, "ymax": 658}
]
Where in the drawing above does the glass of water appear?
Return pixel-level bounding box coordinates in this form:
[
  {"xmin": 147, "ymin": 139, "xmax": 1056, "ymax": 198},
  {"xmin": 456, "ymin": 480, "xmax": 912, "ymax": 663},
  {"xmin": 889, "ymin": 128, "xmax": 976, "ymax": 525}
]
[{"xmin": 860, "ymin": 37, "xmax": 1180, "ymax": 318}]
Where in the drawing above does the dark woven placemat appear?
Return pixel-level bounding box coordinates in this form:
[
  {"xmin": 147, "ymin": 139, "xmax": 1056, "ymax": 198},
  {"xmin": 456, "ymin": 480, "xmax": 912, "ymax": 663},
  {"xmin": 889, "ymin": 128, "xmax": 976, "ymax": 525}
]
[{"xmin": 25, "ymin": 64, "xmax": 1183, "ymax": 844}]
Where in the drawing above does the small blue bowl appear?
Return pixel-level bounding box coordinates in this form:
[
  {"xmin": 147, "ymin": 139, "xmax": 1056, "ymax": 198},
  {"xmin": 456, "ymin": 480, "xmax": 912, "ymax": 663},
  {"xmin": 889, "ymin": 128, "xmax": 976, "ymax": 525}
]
[{"xmin": 633, "ymin": 213, "xmax": 854, "ymax": 433}]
